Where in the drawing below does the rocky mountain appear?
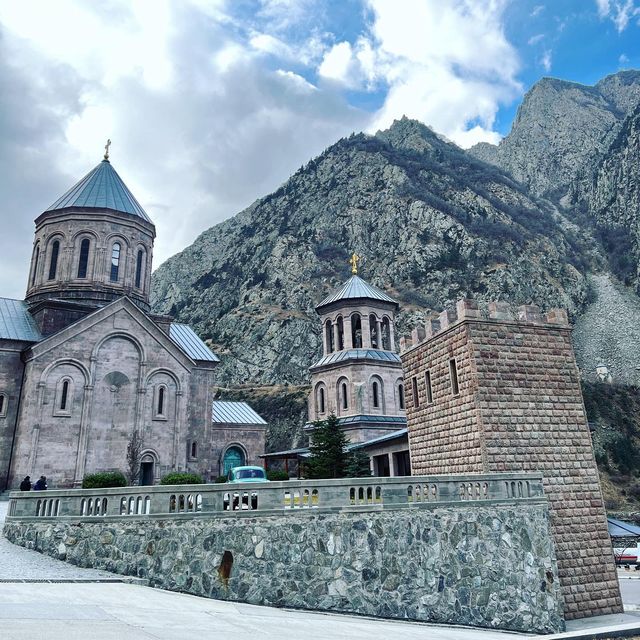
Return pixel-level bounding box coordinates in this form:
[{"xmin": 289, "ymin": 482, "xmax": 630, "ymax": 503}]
[
  {"xmin": 152, "ymin": 117, "xmax": 600, "ymax": 385},
  {"xmin": 469, "ymin": 70, "xmax": 640, "ymax": 200}
]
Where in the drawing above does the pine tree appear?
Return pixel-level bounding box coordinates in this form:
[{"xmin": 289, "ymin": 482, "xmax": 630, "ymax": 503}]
[
  {"xmin": 306, "ymin": 414, "xmax": 350, "ymax": 479},
  {"xmin": 345, "ymin": 448, "xmax": 371, "ymax": 478}
]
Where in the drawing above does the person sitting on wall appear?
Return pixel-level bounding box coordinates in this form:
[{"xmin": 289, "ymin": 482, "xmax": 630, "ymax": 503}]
[
  {"xmin": 33, "ymin": 476, "xmax": 47, "ymax": 491},
  {"xmin": 19, "ymin": 476, "xmax": 31, "ymax": 491}
]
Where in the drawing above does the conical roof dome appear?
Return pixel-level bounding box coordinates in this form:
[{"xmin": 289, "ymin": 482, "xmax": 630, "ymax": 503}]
[
  {"xmin": 45, "ymin": 159, "xmax": 151, "ymax": 223},
  {"xmin": 317, "ymin": 275, "xmax": 397, "ymax": 310}
]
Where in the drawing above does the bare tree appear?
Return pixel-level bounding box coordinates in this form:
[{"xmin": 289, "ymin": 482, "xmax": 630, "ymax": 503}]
[{"xmin": 126, "ymin": 430, "xmax": 144, "ymax": 485}]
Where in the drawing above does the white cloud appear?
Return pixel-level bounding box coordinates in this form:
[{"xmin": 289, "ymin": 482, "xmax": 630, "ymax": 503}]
[
  {"xmin": 530, "ymin": 5, "xmax": 544, "ymax": 17},
  {"xmin": 595, "ymin": 0, "xmax": 640, "ymax": 32},
  {"xmin": 620, "ymin": 52, "xmax": 630, "ymax": 63},
  {"xmin": 348, "ymin": 0, "xmax": 522, "ymax": 147},
  {"xmin": 319, "ymin": 41, "xmax": 355, "ymax": 84},
  {"xmin": 541, "ymin": 49, "xmax": 552, "ymax": 72},
  {"xmin": 528, "ymin": 33, "xmax": 544, "ymax": 45}
]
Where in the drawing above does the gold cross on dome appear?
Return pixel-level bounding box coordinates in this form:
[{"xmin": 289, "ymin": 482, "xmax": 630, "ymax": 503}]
[
  {"xmin": 104, "ymin": 139, "xmax": 112, "ymax": 160},
  {"xmin": 349, "ymin": 252, "xmax": 360, "ymax": 275}
]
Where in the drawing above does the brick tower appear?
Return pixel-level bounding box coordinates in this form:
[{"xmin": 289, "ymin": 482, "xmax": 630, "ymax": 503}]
[{"xmin": 400, "ymin": 299, "xmax": 622, "ymax": 620}]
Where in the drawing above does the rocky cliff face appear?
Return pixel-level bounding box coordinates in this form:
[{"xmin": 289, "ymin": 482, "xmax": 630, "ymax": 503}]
[
  {"xmin": 152, "ymin": 117, "xmax": 599, "ymax": 385},
  {"xmin": 469, "ymin": 71, "xmax": 640, "ymax": 200}
]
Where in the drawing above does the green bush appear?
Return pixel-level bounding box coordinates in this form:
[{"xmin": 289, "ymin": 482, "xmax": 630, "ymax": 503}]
[
  {"xmin": 214, "ymin": 475, "xmax": 227, "ymax": 483},
  {"xmin": 266, "ymin": 469, "xmax": 290, "ymax": 481},
  {"xmin": 82, "ymin": 471, "xmax": 127, "ymax": 489},
  {"xmin": 159, "ymin": 472, "xmax": 203, "ymax": 485}
]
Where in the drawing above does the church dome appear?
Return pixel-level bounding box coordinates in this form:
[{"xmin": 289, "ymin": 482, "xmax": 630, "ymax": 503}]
[{"xmin": 43, "ymin": 158, "xmax": 151, "ymax": 222}]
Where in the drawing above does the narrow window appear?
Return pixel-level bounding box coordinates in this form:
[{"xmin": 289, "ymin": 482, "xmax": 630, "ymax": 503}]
[
  {"xmin": 157, "ymin": 386, "xmax": 165, "ymax": 416},
  {"xmin": 341, "ymin": 382, "xmax": 348, "ymax": 409},
  {"xmin": 325, "ymin": 320, "xmax": 334, "ymax": 353},
  {"xmin": 398, "ymin": 383, "xmax": 405, "ymax": 410},
  {"xmin": 412, "ymin": 376, "xmax": 419, "ymax": 408},
  {"xmin": 351, "ymin": 314, "xmax": 362, "ymax": 348},
  {"xmin": 425, "ymin": 370, "xmax": 433, "ymax": 404},
  {"xmin": 110, "ymin": 242, "xmax": 121, "ymax": 282},
  {"xmin": 319, "ymin": 387, "xmax": 325, "ymax": 413},
  {"xmin": 382, "ymin": 317, "xmax": 391, "ymax": 350},
  {"xmin": 77, "ymin": 238, "xmax": 90, "ymax": 278},
  {"xmin": 372, "ymin": 381, "xmax": 380, "ymax": 408},
  {"xmin": 191, "ymin": 442, "xmax": 197, "ymax": 459},
  {"xmin": 0, "ymin": 394, "xmax": 5, "ymax": 416},
  {"xmin": 370, "ymin": 314, "xmax": 378, "ymax": 348},
  {"xmin": 449, "ymin": 359, "xmax": 460, "ymax": 396},
  {"xmin": 337, "ymin": 316, "xmax": 344, "ymax": 350},
  {"xmin": 135, "ymin": 249, "xmax": 144, "ymax": 288},
  {"xmin": 48, "ymin": 240, "xmax": 60, "ymax": 280},
  {"xmin": 60, "ymin": 380, "xmax": 69, "ymax": 411},
  {"xmin": 31, "ymin": 246, "xmax": 40, "ymax": 286}
]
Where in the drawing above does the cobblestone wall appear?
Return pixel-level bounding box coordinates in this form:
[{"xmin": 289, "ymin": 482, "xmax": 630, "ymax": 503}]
[
  {"xmin": 3, "ymin": 503, "xmax": 564, "ymax": 634},
  {"xmin": 401, "ymin": 299, "xmax": 623, "ymax": 620}
]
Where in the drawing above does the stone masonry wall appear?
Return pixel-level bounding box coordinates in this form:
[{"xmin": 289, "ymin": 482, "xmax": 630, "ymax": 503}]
[
  {"xmin": 4, "ymin": 502, "xmax": 565, "ymax": 634},
  {"xmin": 401, "ymin": 300, "xmax": 623, "ymax": 620},
  {"xmin": 403, "ymin": 322, "xmax": 484, "ymax": 474}
]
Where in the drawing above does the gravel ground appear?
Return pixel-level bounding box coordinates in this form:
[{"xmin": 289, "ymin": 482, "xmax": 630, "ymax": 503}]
[{"xmin": 0, "ymin": 501, "xmax": 118, "ymax": 581}]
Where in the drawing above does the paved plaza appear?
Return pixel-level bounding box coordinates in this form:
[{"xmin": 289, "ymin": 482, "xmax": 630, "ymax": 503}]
[{"xmin": 2, "ymin": 502, "xmax": 640, "ymax": 640}]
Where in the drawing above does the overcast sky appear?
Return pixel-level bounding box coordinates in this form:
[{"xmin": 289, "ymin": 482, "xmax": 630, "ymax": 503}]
[{"xmin": 0, "ymin": 0, "xmax": 639, "ymax": 299}]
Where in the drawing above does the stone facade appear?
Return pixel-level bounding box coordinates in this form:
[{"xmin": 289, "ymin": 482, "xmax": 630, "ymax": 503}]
[
  {"xmin": 0, "ymin": 156, "xmax": 265, "ymax": 489},
  {"xmin": 3, "ymin": 502, "xmax": 565, "ymax": 634},
  {"xmin": 308, "ymin": 274, "xmax": 406, "ymax": 445},
  {"xmin": 401, "ymin": 299, "xmax": 623, "ymax": 620}
]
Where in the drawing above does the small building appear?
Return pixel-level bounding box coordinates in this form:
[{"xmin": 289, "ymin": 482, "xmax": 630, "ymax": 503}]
[{"xmin": 210, "ymin": 401, "xmax": 267, "ymax": 478}]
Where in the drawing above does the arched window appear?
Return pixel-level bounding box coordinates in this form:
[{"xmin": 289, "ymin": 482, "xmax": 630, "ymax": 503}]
[
  {"xmin": 325, "ymin": 320, "xmax": 334, "ymax": 354},
  {"xmin": 382, "ymin": 317, "xmax": 391, "ymax": 350},
  {"xmin": 135, "ymin": 248, "xmax": 145, "ymax": 289},
  {"xmin": 337, "ymin": 316, "xmax": 344, "ymax": 350},
  {"xmin": 351, "ymin": 313, "xmax": 362, "ymax": 348},
  {"xmin": 316, "ymin": 385, "xmax": 326, "ymax": 414},
  {"xmin": 398, "ymin": 383, "xmax": 405, "ymax": 410},
  {"xmin": 340, "ymin": 382, "xmax": 348, "ymax": 410},
  {"xmin": 372, "ymin": 381, "xmax": 380, "ymax": 408},
  {"xmin": 31, "ymin": 245, "xmax": 40, "ymax": 287},
  {"xmin": 110, "ymin": 242, "xmax": 121, "ymax": 282},
  {"xmin": 77, "ymin": 238, "xmax": 90, "ymax": 278},
  {"xmin": 60, "ymin": 380, "xmax": 69, "ymax": 411},
  {"xmin": 157, "ymin": 386, "xmax": 165, "ymax": 416},
  {"xmin": 48, "ymin": 240, "xmax": 60, "ymax": 280},
  {"xmin": 0, "ymin": 394, "xmax": 6, "ymax": 417},
  {"xmin": 370, "ymin": 314, "xmax": 379, "ymax": 348},
  {"xmin": 223, "ymin": 446, "xmax": 246, "ymax": 475}
]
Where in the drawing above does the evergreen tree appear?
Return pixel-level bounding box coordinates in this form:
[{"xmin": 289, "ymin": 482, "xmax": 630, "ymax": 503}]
[
  {"xmin": 345, "ymin": 448, "xmax": 372, "ymax": 478},
  {"xmin": 306, "ymin": 414, "xmax": 350, "ymax": 479}
]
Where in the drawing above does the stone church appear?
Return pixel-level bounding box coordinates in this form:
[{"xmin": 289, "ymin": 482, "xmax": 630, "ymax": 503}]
[{"xmin": 0, "ymin": 148, "xmax": 264, "ymax": 489}]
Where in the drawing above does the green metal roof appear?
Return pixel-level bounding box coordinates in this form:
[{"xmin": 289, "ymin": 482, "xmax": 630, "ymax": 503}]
[
  {"xmin": 0, "ymin": 298, "xmax": 42, "ymax": 342},
  {"xmin": 317, "ymin": 275, "xmax": 397, "ymax": 310},
  {"xmin": 45, "ymin": 160, "xmax": 152, "ymax": 222},
  {"xmin": 310, "ymin": 348, "xmax": 401, "ymax": 369}
]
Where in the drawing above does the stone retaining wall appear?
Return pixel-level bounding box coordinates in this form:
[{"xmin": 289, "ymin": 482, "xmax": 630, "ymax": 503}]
[{"xmin": 4, "ymin": 502, "xmax": 565, "ymax": 634}]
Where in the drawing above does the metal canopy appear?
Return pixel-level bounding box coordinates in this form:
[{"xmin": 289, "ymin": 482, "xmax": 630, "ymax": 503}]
[
  {"xmin": 212, "ymin": 401, "xmax": 267, "ymax": 425},
  {"xmin": 45, "ymin": 160, "xmax": 152, "ymax": 222},
  {"xmin": 0, "ymin": 298, "xmax": 42, "ymax": 342},
  {"xmin": 169, "ymin": 323, "xmax": 219, "ymax": 362},
  {"xmin": 317, "ymin": 275, "xmax": 397, "ymax": 309},
  {"xmin": 311, "ymin": 348, "xmax": 401, "ymax": 369}
]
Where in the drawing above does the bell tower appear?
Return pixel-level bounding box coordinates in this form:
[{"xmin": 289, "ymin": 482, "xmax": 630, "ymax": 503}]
[
  {"xmin": 308, "ymin": 256, "xmax": 406, "ymax": 443},
  {"xmin": 25, "ymin": 145, "xmax": 156, "ymax": 335}
]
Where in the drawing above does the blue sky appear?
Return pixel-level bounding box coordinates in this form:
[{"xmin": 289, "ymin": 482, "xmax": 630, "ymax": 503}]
[{"xmin": 0, "ymin": 0, "xmax": 638, "ymax": 299}]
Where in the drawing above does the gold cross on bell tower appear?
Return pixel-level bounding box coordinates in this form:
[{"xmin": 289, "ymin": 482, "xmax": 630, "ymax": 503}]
[
  {"xmin": 104, "ymin": 139, "xmax": 111, "ymax": 161},
  {"xmin": 349, "ymin": 252, "xmax": 360, "ymax": 275}
]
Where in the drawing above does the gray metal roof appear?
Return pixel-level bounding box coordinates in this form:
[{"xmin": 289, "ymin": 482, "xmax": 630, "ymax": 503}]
[
  {"xmin": 311, "ymin": 348, "xmax": 401, "ymax": 369},
  {"xmin": 0, "ymin": 298, "xmax": 42, "ymax": 342},
  {"xmin": 169, "ymin": 323, "xmax": 219, "ymax": 362},
  {"xmin": 212, "ymin": 401, "xmax": 267, "ymax": 425},
  {"xmin": 317, "ymin": 275, "xmax": 397, "ymax": 309},
  {"xmin": 608, "ymin": 517, "xmax": 640, "ymax": 538},
  {"xmin": 349, "ymin": 428, "xmax": 408, "ymax": 450},
  {"xmin": 45, "ymin": 160, "xmax": 152, "ymax": 222}
]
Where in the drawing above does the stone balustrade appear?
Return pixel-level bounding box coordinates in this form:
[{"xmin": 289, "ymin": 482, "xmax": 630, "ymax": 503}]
[{"xmin": 7, "ymin": 472, "xmax": 544, "ymax": 522}]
